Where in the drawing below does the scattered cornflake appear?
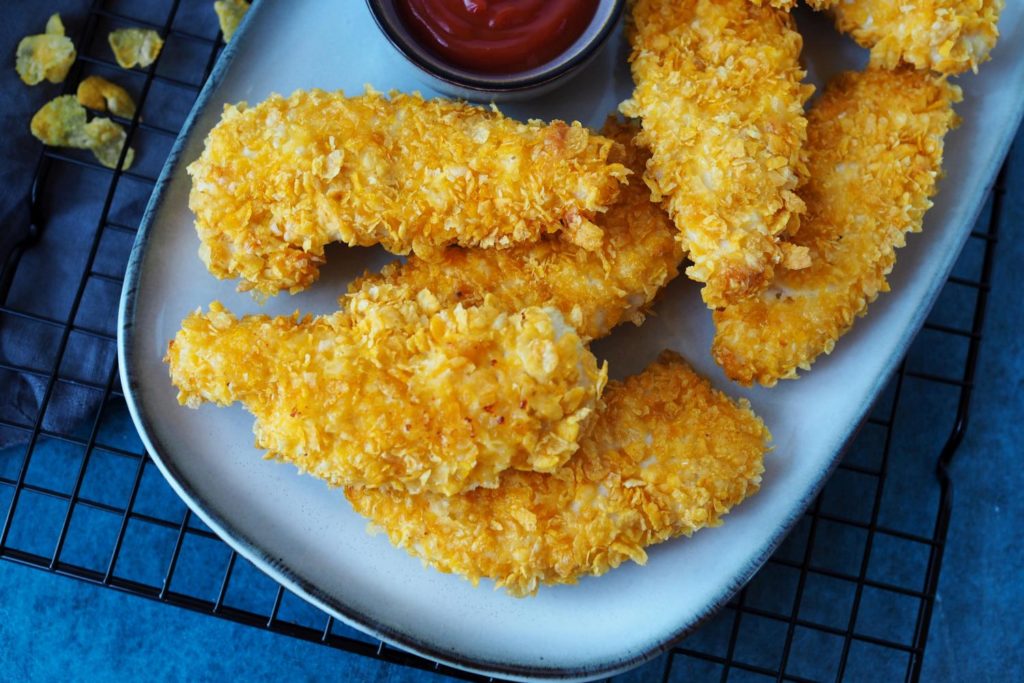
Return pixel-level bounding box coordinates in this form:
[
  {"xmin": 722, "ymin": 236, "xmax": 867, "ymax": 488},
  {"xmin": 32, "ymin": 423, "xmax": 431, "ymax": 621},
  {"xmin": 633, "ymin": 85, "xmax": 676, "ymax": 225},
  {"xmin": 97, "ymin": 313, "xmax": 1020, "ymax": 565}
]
[
  {"xmin": 108, "ymin": 28, "xmax": 164, "ymax": 69},
  {"xmin": 85, "ymin": 118, "xmax": 135, "ymax": 170},
  {"xmin": 16, "ymin": 13, "xmax": 76, "ymax": 85},
  {"xmin": 29, "ymin": 95, "xmax": 92, "ymax": 148},
  {"xmin": 29, "ymin": 95, "xmax": 135, "ymax": 170},
  {"xmin": 77, "ymin": 75, "xmax": 136, "ymax": 118},
  {"xmin": 214, "ymin": 0, "xmax": 250, "ymax": 42}
]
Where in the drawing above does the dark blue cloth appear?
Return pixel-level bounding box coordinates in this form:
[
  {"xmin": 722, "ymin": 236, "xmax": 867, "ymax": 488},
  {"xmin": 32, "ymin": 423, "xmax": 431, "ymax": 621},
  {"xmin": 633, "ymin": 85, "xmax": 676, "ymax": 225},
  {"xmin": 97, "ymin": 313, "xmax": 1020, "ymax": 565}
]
[{"xmin": 1, "ymin": 1, "xmax": 106, "ymax": 450}]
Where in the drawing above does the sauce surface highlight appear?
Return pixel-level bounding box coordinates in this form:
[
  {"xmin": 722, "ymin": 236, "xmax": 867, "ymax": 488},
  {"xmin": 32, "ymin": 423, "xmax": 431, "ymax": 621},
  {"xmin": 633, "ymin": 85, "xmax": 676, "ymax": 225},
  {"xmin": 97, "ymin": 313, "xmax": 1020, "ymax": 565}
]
[{"xmin": 397, "ymin": 0, "xmax": 599, "ymax": 75}]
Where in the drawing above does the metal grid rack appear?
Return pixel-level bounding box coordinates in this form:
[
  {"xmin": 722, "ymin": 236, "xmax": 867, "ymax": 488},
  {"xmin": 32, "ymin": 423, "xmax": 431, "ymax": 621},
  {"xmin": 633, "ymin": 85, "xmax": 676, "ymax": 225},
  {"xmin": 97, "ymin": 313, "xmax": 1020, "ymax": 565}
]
[{"xmin": 0, "ymin": 1, "xmax": 1006, "ymax": 680}]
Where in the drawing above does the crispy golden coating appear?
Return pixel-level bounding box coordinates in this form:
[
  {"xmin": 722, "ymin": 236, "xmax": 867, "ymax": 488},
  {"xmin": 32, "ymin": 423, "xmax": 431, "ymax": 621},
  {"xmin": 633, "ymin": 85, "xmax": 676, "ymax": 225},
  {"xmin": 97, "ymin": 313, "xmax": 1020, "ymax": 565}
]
[
  {"xmin": 343, "ymin": 121, "xmax": 683, "ymax": 342},
  {"xmin": 214, "ymin": 0, "xmax": 250, "ymax": 42},
  {"xmin": 811, "ymin": 0, "xmax": 1003, "ymax": 75},
  {"xmin": 187, "ymin": 89, "xmax": 628, "ymax": 296},
  {"xmin": 621, "ymin": 0, "xmax": 813, "ymax": 308},
  {"xmin": 16, "ymin": 13, "xmax": 76, "ymax": 85},
  {"xmin": 30, "ymin": 96, "xmax": 92, "ymax": 148},
  {"xmin": 712, "ymin": 68, "xmax": 961, "ymax": 386},
  {"xmin": 77, "ymin": 75, "xmax": 136, "ymax": 119},
  {"xmin": 85, "ymin": 117, "xmax": 135, "ymax": 170},
  {"xmin": 167, "ymin": 299, "xmax": 606, "ymax": 495},
  {"xmin": 347, "ymin": 352, "xmax": 769, "ymax": 597},
  {"xmin": 108, "ymin": 28, "xmax": 164, "ymax": 69}
]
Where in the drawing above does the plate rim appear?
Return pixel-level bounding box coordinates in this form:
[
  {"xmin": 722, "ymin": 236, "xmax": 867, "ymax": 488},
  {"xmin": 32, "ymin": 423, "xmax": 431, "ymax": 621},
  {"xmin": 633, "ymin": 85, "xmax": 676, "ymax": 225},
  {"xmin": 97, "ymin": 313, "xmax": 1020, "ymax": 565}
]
[{"xmin": 116, "ymin": 2, "xmax": 1024, "ymax": 680}]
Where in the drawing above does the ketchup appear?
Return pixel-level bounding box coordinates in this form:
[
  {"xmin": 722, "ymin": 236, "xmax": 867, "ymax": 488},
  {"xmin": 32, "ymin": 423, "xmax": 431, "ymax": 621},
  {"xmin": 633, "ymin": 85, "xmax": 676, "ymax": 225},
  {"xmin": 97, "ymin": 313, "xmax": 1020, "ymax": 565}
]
[{"xmin": 397, "ymin": 0, "xmax": 600, "ymax": 74}]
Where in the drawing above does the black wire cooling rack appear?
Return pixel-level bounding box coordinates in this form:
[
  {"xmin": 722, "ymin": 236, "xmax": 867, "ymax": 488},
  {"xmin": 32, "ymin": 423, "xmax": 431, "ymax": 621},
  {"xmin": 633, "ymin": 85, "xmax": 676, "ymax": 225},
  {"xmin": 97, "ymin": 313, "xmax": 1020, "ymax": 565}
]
[{"xmin": 0, "ymin": 1, "xmax": 1009, "ymax": 681}]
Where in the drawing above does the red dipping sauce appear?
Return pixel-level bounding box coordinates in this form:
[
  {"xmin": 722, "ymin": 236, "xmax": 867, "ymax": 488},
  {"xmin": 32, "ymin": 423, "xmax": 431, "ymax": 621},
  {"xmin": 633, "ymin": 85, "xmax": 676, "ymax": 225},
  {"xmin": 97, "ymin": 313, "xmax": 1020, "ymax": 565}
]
[{"xmin": 397, "ymin": 0, "xmax": 600, "ymax": 74}]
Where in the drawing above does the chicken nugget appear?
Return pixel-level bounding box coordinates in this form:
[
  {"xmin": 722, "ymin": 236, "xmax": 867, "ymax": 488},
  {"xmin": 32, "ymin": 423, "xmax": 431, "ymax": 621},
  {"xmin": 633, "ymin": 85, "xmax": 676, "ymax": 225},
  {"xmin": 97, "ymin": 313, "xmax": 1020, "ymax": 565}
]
[
  {"xmin": 167, "ymin": 299, "xmax": 606, "ymax": 495},
  {"xmin": 712, "ymin": 68, "xmax": 961, "ymax": 386},
  {"xmin": 810, "ymin": 0, "xmax": 1003, "ymax": 75},
  {"xmin": 347, "ymin": 351, "xmax": 769, "ymax": 597},
  {"xmin": 621, "ymin": 0, "xmax": 813, "ymax": 309},
  {"xmin": 343, "ymin": 120, "xmax": 683, "ymax": 342},
  {"xmin": 187, "ymin": 89, "xmax": 628, "ymax": 296},
  {"xmin": 30, "ymin": 95, "xmax": 92, "ymax": 148}
]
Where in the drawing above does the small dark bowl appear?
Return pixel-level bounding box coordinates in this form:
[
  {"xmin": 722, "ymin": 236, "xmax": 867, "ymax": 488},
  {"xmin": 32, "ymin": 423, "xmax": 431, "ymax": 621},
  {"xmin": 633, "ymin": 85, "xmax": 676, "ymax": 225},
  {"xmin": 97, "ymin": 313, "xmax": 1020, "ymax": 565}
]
[{"xmin": 366, "ymin": 0, "xmax": 625, "ymax": 102}]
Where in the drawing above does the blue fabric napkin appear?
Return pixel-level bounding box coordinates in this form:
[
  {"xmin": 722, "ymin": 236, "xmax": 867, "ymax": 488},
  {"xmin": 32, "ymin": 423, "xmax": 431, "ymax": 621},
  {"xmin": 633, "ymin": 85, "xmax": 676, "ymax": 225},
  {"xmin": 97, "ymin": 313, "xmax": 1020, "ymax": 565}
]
[{"xmin": 1, "ymin": 0, "xmax": 217, "ymax": 451}]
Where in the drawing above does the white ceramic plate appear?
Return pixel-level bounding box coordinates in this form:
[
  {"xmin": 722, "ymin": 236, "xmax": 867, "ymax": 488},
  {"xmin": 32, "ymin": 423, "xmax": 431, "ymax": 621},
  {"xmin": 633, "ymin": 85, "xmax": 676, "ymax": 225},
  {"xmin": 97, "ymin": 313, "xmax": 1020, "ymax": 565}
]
[{"xmin": 118, "ymin": 2, "xmax": 1024, "ymax": 680}]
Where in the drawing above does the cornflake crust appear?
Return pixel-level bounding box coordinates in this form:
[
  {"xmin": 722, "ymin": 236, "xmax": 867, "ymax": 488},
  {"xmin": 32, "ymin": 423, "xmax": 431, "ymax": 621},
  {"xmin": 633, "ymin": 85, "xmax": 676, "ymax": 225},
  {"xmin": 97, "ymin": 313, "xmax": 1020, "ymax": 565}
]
[
  {"xmin": 810, "ymin": 0, "xmax": 1003, "ymax": 75},
  {"xmin": 214, "ymin": 0, "xmax": 251, "ymax": 42},
  {"xmin": 347, "ymin": 352, "xmax": 770, "ymax": 597},
  {"xmin": 748, "ymin": 0, "xmax": 797, "ymax": 8},
  {"xmin": 187, "ymin": 88, "xmax": 628, "ymax": 296},
  {"xmin": 77, "ymin": 75, "xmax": 137, "ymax": 119},
  {"xmin": 108, "ymin": 28, "xmax": 164, "ymax": 69},
  {"xmin": 343, "ymin": 120, "xmax": 683, "ymax": 343},
  {"xmin": 166, "ymin": 299, "xmax": 606, "ymax": 496},
  {"xmin": 712, "ymin": 68, "xmax": 961, "ymax": 386},
  {"xmin": 621, "ymin": 0, "xmax": 813, "ymax": 309},
  {"xmin": 16, "ymin": 13, "xmax": 76, "ymax": 85}
]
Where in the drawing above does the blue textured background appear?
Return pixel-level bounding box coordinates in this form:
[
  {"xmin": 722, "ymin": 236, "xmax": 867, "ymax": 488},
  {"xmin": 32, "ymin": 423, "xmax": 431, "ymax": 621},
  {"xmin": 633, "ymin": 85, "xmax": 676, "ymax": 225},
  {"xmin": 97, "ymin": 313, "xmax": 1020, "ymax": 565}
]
[{"xmin": 1, "ymin": 2, "xmax": 1022, "ymax": 680}]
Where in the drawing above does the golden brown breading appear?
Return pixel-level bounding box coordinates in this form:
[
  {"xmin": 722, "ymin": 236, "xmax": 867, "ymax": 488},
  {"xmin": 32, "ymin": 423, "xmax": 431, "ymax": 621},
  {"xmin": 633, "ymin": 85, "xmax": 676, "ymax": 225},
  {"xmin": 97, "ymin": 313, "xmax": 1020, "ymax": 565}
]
[
  {"xmin": 343, "ymin": 121, "xmax": 683, "ymax": 342},
  {"xmin": 187, "ymin": 89, "xmax": 629, "ymax": 296},
  {"xmin": 748, "ymin": 0, "xmax": 797, "ymax": 8},
  {"xmin": 810, "ymin": 0, "xmax": 1003, "ymax": 75},
  {"xmin": 347, "ymin": 352, "xmax": 769, "ymax": 597},
  {"xmin": 166, "ymin": 299, "xmax": 606, "ymax": 495},
  {"xmin": 712, "ymin": 68, "xmax": 961, "ymax": 386},
  {"xmin": 621, "ymin": 0, "xmax": 813, "ymax": 309}
]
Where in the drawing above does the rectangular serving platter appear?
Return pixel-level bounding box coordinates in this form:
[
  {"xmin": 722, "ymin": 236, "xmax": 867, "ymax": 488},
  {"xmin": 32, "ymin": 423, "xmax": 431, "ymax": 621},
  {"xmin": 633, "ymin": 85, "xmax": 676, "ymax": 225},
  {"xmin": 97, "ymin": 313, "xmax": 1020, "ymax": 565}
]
[{"xmin": 118, "ymin": 2, "xmax": 1024, "ymax": 680}]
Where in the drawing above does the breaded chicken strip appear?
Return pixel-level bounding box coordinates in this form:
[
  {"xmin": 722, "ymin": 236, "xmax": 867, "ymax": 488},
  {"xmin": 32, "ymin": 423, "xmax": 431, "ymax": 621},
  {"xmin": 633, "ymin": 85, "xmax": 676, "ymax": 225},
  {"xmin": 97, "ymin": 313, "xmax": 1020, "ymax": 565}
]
[
  {"xmin": 343, "ymin": 121, "xmax": 684, "ymax": 342},
  {"xmin": 187, "ymin": 89, "xmax": 628, "ymax": 296},
  {"xmin": 809, "ymin": 0, "xmax": 1003, "ymax": 75},
  {"xmin": 621, "ymin": 0, "xmax": 813, "ymax": 309},
  {"xmin": 713, "ymin": 68, "xmax": 961, "ymax": 386},
  {"xmin": 347, "ymin": 352, "xmax": 769, "ymax": 597},
  {"xmin": 166, "ymin": 299, "xmax": 606, "ymax": 495}
]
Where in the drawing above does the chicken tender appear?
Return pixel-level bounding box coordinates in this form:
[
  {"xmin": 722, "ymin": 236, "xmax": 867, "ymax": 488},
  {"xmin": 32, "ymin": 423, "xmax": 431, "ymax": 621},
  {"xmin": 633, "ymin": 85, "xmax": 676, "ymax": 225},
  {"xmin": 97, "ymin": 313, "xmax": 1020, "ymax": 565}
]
[
  {"xmin": 187, "ymin": 89, "xmax": 628, "ymax": 296},
  {"xmin": 166, "ymin": 299, "xmax": 606, "ymax": 495},
  {"xmin": 343, "ymin": 121, "xmax": 683, "ymax": 342},
  {"xmin": 621, "ymin": 0, "xmax": 813, "ymax": 309},
  {"xmin": 347, "ymin": 352, "xmax": 769, "ymax": 597},
  {"xmin": 810, "ymin": 0, "xmax": 1003, "ymax": 75},
  {"xmin": 712, "ymin": 68, "xmax": 961, "ymax": 386},
  {"xmin": 748, "ymin": 0, "xmax": 797, "ymax": 8}
]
